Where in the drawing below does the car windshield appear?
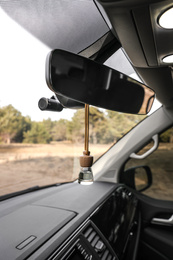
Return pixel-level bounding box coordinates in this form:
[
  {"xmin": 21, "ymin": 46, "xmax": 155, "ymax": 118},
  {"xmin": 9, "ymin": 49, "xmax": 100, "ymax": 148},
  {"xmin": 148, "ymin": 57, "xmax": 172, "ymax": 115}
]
[{"xmin": 0, "ymin": 2, "xmax": 160, "ymax": 196}]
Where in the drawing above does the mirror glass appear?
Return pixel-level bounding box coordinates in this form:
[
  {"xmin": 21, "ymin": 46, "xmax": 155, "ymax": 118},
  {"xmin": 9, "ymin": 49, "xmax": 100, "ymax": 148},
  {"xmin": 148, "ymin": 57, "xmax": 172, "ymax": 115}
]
[
  {"xmin": 135, "ymin": 167, "xmax": 149, "ymax": 191},
  {"xmin": 46, "ymin": 49, "xmax": 155, "ymax": 115}
]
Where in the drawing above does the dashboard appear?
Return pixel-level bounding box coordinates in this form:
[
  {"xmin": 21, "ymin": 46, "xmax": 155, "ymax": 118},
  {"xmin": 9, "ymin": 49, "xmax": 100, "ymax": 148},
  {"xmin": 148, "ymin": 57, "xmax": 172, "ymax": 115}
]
[{"xmin": 0, "ymin": 182, "xmax": 138, "ymax": 260}]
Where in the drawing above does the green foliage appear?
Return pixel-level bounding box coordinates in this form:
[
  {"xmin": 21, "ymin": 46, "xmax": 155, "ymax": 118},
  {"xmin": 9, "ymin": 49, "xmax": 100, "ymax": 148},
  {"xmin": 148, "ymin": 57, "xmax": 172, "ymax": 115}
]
[
  {"xmin": 23, "ymin": 122, "xmax": 52, "ymax": 144},
  {"xmin": 66, "ymin": 107, "xmax": 108, "ymax": 144},
  {"xmin": 105, "ymin": 110, "xmax": 145, "ymax": 142},
  {"xmin": 68, "ymin": 109, "xmax": 85, "ymax": 143},
  {"xmin": 0, "ymin": 104, "xmax": 146, "ymax": 144},
  {"xmin": 89, "ymin": 107, "xmax": 107, "ymax": 144},
  {"xmin": 13, "ymin": 116, "xmax": 31, "ymax": 143},
  {"xmin": 0, "ymin": 105, "xmax": 31, "ymax": 143},
  {"xmin": 51, "ymin": 119, "xmax": 68, "ymax": 141}
]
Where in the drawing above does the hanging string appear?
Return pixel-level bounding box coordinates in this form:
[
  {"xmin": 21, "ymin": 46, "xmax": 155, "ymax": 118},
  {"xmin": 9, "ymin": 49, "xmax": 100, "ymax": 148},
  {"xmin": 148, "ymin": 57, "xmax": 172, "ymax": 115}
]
[
  {"xmin": 84, "ymin": 104, "xmax": 89, "ymax": 155},
  {"xmin": 78, "ymin": 103, "xmax": 93, "ymax": 184},
  {"xmin": 79, "ymin": 103, "xmax": 93, "ymax": 168}
]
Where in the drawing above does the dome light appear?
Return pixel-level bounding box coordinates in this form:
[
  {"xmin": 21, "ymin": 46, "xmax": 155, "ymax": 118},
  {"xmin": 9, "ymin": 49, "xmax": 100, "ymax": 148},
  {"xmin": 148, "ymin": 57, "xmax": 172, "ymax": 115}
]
[
  {"xmin": 159, "ymin": 7, "xmax": 173, "ymax": 29},
  {"xmin": 162, "ymin": 55, "xmax": 173, "ymax": 63}
]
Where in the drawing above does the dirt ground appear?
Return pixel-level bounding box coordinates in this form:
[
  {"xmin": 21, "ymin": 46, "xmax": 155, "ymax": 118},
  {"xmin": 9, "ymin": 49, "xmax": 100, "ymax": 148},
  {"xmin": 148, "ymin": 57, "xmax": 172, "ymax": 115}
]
[
  {"xmin": 0, "ymin": 142, "xmax": 110, "ymax": 196},
  {"xmin": 1, "ymin": 142, "xmax": 173, "ymax": 200}
]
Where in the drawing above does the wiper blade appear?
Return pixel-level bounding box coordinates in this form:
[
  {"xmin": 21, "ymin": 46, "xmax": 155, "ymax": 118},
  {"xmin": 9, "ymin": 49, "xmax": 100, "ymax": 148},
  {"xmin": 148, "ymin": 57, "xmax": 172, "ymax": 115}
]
[{"xmin": 0, "ymin": 183, "xmax": 62, "ymax": 202}]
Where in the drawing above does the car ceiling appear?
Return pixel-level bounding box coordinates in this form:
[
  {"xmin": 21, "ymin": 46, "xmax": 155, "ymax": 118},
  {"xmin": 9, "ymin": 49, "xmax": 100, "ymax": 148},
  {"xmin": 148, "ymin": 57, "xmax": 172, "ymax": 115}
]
[
  {"xmin": 0, "ymin": 0, "xmax": 109, "ymax": 53},
  {"xmin": 1, "ymin": 0, "xmax": 173, "ymax": 109},
  {"xmin": 95, "ymin": 0, "xmax": 173, "ymax": 108}
]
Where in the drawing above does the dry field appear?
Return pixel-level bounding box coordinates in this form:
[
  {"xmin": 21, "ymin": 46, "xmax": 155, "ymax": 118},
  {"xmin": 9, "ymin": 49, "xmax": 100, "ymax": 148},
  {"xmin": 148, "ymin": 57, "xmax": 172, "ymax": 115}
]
[
  {"xmin": 0, "ymin": 142, "xmax": 110, "ymax": 196},
  {"xmin": 1, "ymin": 142, "xmax": 173, "ymax": 200}
]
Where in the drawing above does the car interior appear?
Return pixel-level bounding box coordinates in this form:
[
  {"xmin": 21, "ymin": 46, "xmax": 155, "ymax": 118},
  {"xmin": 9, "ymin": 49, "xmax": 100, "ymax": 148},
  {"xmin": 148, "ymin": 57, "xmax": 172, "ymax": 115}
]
[{"xmin": 1, "ymin": 0, "xmax": 173, "ymax": 259}]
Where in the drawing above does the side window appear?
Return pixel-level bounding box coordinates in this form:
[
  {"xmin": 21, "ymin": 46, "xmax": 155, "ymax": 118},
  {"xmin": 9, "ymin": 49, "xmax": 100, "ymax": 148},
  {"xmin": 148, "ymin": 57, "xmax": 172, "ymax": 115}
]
[{"xmin": 124, "ymin": 127, "xmax": 173, "ymax": 200}]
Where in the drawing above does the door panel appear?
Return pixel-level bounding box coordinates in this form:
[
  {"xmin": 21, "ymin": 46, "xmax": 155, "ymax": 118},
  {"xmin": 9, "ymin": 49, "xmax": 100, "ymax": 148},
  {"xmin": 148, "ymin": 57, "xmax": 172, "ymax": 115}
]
[{"xmin": 136, "ymin": 194, "xmax": 173, "ymax": 260}]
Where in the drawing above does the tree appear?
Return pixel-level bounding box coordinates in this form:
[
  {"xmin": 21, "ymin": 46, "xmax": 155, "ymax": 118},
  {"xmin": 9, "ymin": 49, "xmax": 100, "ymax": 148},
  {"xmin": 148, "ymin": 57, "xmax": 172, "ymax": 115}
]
[
  {"xmin": 105, "ymin": 110, "xmax": 145, "ymax": 142},
  {"xmin": 0, "ymin": 105, "xmax": 30, "ymax": 143},
  {"xmin": 89, "ymin": 107, "xmax": 107, "ymax": 144},
  {"xmin": 69, "ymin": 109, "xmax": 85, "ymax": 143},
  {"xmin": 67, "ymin": 107, "xmax": 108, "ymax": 144},
  {"xmin": 23, "ymin": 122, "xmax": 51, "ymax": 144},
  {"xmin": 67, "ymin": 107, "xmax": 112, "ymax": 144},
  {"xmin": 51, "ymin": 119, "xmax": 68, "ymax": 141},
  {"xmin": 13, "ymin": 116, "xmax": 31, "ymax": 143},
  {"xmin": 0, "ymin": 104, "xmax": 146, "ymax": 145},
  {"xmin": 41, "ymin": 118, "xmax": 55, "ymax": 142}
]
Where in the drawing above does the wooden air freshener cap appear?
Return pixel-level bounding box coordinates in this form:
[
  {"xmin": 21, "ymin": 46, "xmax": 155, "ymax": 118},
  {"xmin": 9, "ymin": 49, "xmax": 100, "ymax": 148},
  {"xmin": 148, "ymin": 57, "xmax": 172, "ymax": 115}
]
[{"xmin": 80, "ymin": 151, "xmax": 93, "ymax": 167}]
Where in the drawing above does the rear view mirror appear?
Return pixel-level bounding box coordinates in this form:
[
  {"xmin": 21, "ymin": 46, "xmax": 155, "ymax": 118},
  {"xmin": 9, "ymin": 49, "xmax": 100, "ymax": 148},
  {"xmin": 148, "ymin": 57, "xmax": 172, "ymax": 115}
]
[{"xmin": 46, "ymin": 49, "xmax": 155, "ymax": 114}]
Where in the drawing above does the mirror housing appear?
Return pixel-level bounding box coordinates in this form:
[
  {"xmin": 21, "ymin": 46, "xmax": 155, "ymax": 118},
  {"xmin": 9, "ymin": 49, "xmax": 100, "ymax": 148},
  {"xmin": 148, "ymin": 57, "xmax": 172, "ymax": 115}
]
[
  {"xmin": 120, "ymin": 165, "xmax": 152, "ymax": 192},
  {"xmin": 56, "ymin": 94, "xmax": 84, "ymax": 109},
  {"xmin": 46, "ymin": 49, "xmax": 155, "ymax": 115}
]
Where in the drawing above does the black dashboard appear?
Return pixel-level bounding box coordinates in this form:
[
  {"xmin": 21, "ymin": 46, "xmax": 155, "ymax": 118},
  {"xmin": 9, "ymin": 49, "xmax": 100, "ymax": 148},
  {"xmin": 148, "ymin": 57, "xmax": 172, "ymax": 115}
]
[{"xmin": 0, "ymin": 182, "xmax": 138, "ymax": 260}]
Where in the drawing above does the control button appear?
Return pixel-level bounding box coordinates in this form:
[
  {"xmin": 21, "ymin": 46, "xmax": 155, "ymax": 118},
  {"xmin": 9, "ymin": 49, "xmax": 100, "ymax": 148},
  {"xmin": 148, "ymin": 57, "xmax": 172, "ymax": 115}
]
[{"xmin": 95, "ymin": 240, "xmax": 105, "ymax": 252}]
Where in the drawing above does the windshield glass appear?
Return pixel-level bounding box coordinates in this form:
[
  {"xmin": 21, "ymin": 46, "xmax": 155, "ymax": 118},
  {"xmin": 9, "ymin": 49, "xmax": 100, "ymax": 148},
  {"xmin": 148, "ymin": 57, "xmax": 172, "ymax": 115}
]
[{"xmin": 0, "ymin": 4, "xmax": 156, "ymax": 196}]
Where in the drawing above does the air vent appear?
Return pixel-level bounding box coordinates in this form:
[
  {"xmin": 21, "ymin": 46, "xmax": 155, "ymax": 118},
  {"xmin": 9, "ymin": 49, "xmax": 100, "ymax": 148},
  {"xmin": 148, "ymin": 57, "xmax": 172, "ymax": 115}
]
[{"xmin": 83, "ymin": 223, "xmax": 117, "ymax": 260}]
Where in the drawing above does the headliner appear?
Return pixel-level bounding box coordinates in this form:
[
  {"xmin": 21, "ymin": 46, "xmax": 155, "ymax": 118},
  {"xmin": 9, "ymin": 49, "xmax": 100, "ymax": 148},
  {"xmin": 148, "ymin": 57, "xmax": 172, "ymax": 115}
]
[{"xmin": 1, "ymin": 0, "xmax": 109, "ymax": 53}]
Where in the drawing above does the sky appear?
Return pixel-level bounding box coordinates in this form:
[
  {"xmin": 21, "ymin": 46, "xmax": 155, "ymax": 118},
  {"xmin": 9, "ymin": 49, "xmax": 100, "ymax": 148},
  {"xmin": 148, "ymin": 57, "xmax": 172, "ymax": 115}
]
[
  {"xmin": 0, "ymin": 8, "xmax": 161, "ymax": 121},
  {"xmin": 0, "ymin": 8, "xmax": 75, "ymax": 121}
]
